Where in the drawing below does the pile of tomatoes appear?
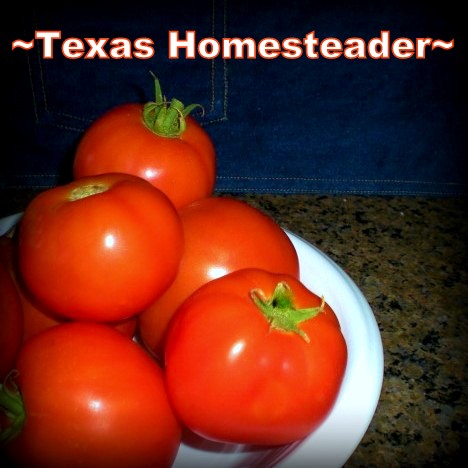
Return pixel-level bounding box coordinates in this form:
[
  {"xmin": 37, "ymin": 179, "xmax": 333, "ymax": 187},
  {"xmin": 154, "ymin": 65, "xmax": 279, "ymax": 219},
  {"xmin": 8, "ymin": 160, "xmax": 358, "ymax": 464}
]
[{"xmin": 0, "ymin": 77, "xmax": 347, "ymax": 467}]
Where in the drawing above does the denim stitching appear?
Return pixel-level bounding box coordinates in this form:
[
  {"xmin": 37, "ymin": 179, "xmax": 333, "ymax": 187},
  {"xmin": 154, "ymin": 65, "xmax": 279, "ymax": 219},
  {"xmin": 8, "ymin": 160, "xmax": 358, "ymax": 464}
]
[
  {"xmin": 203, "ymin": 0, "xmax": 228, "ymax": 125},
  {"xmin": 29, "ymin": 1, "xmax": 228, "ymax": 129},
  {"xmin": 216, "ymin": 176, "xmax": 462, "ymax": 186}
]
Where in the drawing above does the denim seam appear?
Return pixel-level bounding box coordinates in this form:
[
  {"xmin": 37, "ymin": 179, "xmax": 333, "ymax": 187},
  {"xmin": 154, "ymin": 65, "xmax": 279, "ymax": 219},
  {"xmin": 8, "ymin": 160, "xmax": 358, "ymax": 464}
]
[{"xmin": 216, "ymin": 176, "xmax": 463, "ymax": 186}]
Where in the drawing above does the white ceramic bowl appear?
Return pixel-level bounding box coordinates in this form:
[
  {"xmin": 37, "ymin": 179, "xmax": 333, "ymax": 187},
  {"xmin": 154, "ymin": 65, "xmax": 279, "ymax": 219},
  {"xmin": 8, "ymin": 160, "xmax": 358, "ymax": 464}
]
[
  {"xmin": 171, "ymin": 231, "xmax": 383, "ymax": 467},
  {"xmin": 0, "ymin": 215, "xmax": 383, "ymax": 467}
]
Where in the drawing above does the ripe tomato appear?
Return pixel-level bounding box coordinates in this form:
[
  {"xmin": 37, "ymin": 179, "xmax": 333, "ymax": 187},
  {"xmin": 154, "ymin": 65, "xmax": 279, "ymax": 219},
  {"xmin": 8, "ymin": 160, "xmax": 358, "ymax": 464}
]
[
  {"xmin": 138, "ymin": 196, "xmax": 300, "ymax": 359},
  {"xmin": 0, "ymin": 235, "xmax": 137, "ymax": 342},
  {"xmin": 165, "ymin": 268, "xmax": 347, "ymax": 446},
  {"xmin": 10, "ymin": 272, "xmax": 65, "ymax": 344},
  {"xmin": 0, "ymin": 241, "xmax": 23, "ymax": 380},
  {"xmin": 19, "ymin": 300, "xmax": 137, "ymax": 344},
  {"xmin": 2, "ymin": 322, "xmax": 181, "ymax": 467},
  {"xmin": 107, "ymin": 316, "xmax": 138, "ymax": 339},
  {"xmin": 17, "ymin": 173, "xmax": 184, "ymax": 322},
  {"xmin": 73, "ymin": 77, "xmax": 216, "ymax": 210}
]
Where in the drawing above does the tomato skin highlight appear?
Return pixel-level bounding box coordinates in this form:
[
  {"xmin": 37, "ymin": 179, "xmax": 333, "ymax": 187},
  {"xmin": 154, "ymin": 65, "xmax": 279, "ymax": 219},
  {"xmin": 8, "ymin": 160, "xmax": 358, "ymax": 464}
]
[
  {"xmin": 17, "ymin": 173, "xmax": 184, "ymax": 322},
  {"xmin": 165, "ymin": 268, "xmax": 347, "ymax": 446},
  {"xmin": 138, "ymin": 196, "xmax": 300, "ymax": 359},
  {"xmin": 73, "ymin": 103, "xmax": 216, "ymax": 210},
  {"xmin": 4, "ymin": 322, "xmax": 181, "ymax": 468}
]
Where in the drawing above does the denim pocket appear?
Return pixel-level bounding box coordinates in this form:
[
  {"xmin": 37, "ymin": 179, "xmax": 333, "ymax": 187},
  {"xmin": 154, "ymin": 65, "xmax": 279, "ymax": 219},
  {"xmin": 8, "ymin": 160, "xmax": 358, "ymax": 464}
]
[
  {"xmin": 28, "ymin": 2, "xmax": 228, "ymax": 131},
  {"xmin": 2, "ymin": 1, "xmax": 228, "ymax": 189}
]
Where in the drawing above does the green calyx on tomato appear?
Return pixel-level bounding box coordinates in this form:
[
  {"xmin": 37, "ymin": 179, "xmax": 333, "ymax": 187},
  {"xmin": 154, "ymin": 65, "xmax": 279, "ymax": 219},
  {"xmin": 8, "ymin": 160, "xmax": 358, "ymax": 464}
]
[
  {"xmin": 250, "ymin": 282, "xmax": 325, "ymax": 343},
  {"xmin": 143, "ymin": 73, "xmax": 203, "ymax": 138},
  {"xmin": 0, "ymin": 376, "xmax": 25, "ymax": 444}
]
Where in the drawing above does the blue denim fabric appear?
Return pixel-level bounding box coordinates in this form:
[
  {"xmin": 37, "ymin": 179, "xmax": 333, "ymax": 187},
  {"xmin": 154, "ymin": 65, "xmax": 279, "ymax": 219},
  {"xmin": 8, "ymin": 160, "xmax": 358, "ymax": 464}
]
[{"xmin": 2, "ymin": 1, "xmax": 466, "ymax": 196}]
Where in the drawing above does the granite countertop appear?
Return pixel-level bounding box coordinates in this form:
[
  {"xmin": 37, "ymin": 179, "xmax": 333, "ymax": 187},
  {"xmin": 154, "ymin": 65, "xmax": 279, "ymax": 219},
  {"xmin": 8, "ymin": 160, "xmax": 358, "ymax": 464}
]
[
  {"xmin": 1, "ymin": 190, "xmax": 466, "ymax": 466},
  {"xmin": 231, "ymin": 193, "xmax": 467, "ymax": 467}
]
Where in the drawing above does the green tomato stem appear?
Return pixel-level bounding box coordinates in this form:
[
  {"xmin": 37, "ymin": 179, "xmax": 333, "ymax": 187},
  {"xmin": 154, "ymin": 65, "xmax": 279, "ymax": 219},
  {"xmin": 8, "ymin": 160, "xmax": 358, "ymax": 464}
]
[
  {"xmin": 143, "ymin": 72, "xmax": 203, "ymax": 138},
  {"xmin": 0, "ymin": 377, "xmax": 25, "ymax": 444},
  {"xmin": 250, "ymin": 282, "xmax": 325, "ymax": 343}
]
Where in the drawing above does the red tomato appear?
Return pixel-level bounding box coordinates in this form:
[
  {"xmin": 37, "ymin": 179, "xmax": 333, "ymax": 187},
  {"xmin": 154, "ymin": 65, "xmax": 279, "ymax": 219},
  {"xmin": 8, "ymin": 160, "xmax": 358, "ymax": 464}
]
[
  {"xmin": 15, "ymin": 284, "xmax": 65, "ymax": 343},
  {"xmin": 18, "ymin": 296, "xmax": 137, "ymax": 343},
  {"xmin": 17, "ymin": 173, "xmax": 184, "ymax": 322},
  {"xmin": 2, "ymin": 322, "xmax": 181, "ymax": 467},
  {"xmin": 0, "ymin": 235, "xmax": 137, "ymax": 342},
  {"xmin": 138, "ymin": 196, "xmax": 300, "ymax": 359},
  {"xmin": 108, "ymin": 316, "xmax": 138, "ymax": 339},
  {"xmin": 73, "ymin": 77, "xmax": 216, "ymax": 210},
  {"xmin": 17, "ymin": 300, "xmax": 137, "ymax": 343},
  {"xmin": 0, "ymin": 240, "xmax": 23, "ymax": 380},
  {"xmin": 165, "ymin": 268, "xmax": 347, "ymax": 446},
  {"xmin": 1, "ymin": 234, "xmax": 66, "ymax": 342}
]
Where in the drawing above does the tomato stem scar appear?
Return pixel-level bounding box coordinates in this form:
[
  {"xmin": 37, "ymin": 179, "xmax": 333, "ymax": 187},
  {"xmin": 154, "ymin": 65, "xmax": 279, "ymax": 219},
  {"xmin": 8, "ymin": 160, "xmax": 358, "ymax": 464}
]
[
  {"xmin": 69, "ymin": 183, "xmax": 108, "ymax": 201},
  {"xmin": 250, "ymin": 282, "xmax": 325, "ymax": 343}
]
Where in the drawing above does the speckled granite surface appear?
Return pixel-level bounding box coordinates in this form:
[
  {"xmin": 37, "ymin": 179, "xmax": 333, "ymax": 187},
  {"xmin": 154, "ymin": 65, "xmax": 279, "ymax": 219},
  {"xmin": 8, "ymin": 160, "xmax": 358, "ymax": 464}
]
[
  {"xmin": 229, "ymin": 194, "xmax": 468, "ymax": 467},
  {"xmin": 1, "ymin": 190, "xmax": 467, "ymax": 466}
]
